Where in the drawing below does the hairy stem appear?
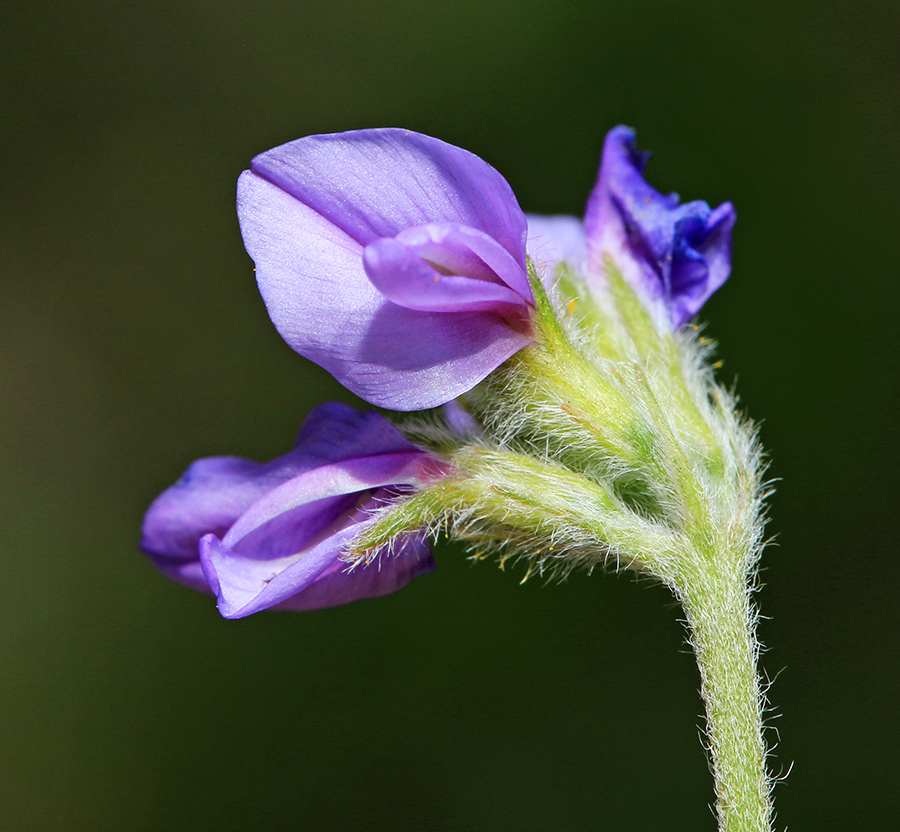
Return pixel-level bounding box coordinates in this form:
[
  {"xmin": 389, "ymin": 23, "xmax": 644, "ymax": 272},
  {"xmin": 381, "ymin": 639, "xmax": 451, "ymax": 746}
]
[{"xmin": 679, "ymin": 563, "xmax": 773, "ymax": 832}]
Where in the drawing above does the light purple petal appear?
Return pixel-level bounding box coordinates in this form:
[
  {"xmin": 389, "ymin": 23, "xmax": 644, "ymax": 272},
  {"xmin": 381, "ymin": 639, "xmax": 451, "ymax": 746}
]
[
  {"xmin": 292, "ymin": 402, "xmax": 423, "ymax": 464},
  {"xmin": 142, "ymin": 405, "xmax": 441, "ymax": 615},
  {"xmin": 583, "ymin": 126, "xmax": 736, "ymax": 328},
  {"xmin": 201, "ymin": 527, "xmax": 434, "ymax": 618},
  {"xmin": 526, "ymin": 215, "xmax": 587, "ymax": 283},
  {"xmin": 363, "ymin": 238, "xmax": 529, "ymax": 314},
  {"xmin": 140, "ymin": 403, "xmax": 417, "ymax": 566},
  {"xmin": 140, "ymin": 403, "xmax": 435, "ymax": 597},
  {"xmin": 200, "ymin": 527, "xmax": 353, "ymax": 617},
  {"xmin": 199, "ymin": 451, "xmax": 440, "ymax": 617},
  {"xmin": 221, "ymin": 453, "xmax": 437, "ymax": 549},
  {"xmin": 441, "ymin": 400, "xmax": 484, "ymax": 439},
  {"xmin": 239, "ymin": 171, "xmax": 531, "ymax": 410},
  {"xmin": 247, "ymin": 128, "xmax": 527, "ymax": 262},
  {"xmin": 393, "ymin": 222, "xmax": 532, "ymax": 300},
  {"xmin": 270, "ymin": 532, "xmax": 435, "ymax": 612},
  {"xmin": 140, "ymin": 456, "xmax": 302, "ymax": 566}
]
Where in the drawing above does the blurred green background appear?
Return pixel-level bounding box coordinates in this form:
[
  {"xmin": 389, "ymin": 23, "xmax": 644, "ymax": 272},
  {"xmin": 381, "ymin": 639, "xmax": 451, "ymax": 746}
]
[{"xmin": 2, "ymin": 1, "xmax": 897, "ymax": 829}]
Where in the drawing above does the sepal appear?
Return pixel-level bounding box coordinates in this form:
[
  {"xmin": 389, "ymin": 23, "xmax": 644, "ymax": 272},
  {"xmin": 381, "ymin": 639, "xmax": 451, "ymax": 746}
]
[{"xmin": 349, "ymin": 444, "xmax": 682, "ymax": 581}]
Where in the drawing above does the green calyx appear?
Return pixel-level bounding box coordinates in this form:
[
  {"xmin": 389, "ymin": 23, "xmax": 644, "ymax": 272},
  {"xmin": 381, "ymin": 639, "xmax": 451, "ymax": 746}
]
[{"xmin": 350, "ymin": 255, "xmax": 765, "ymax": 589}]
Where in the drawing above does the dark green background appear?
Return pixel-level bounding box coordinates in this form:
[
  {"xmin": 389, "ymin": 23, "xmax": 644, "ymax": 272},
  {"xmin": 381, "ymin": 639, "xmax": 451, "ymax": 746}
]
[{"xmin": 2, "ymin": 2, "xmax": 897, "ymax": 829}]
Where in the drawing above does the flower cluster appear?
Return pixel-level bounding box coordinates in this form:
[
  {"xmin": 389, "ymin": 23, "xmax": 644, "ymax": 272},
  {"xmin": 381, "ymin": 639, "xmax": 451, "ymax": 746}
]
[{"xmin": 142, "ymin": 126, "xmax": 737, "ymax": 617}]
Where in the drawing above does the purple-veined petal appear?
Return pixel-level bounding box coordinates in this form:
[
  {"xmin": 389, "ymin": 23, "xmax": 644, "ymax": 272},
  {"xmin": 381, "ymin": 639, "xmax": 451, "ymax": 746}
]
[
  {"xmin": 239, "ymin": 170, "xmax": 532, "ymax": 410},
  {"xmin": 291, "ymin": 402, "xmax": 425, "ymax": 466},
  {"xmin": 200, "ymin": 528, "xmax": 346, "ymax": 616},
  {"xmin": 270, "ymin": 531, "xmax": 434, "ymax": 612},
  {"xmin": 583, "ymin": 126, "xmax": 736, "ymax": 328},
  {"xmin": 140, "ymin": 403, "xmax": 443, "ymax": 611},
  {"xmin": 526, "ymin": 215, "xmax": 587, "ymax": 282},
  {"xmin": 141, "ymin": 455, "xmax": 291, "ymax": 566},
  {"xmin": 141, "ymin": 404, "xmax": 442, "ymax": 616}
]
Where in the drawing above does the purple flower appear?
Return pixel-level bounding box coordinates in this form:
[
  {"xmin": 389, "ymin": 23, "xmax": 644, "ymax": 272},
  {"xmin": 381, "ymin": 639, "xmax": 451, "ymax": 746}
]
[
  {"xmin": 140, "ymin": 403, "xmax": 444, "ymax": 618},
  {"xmin": 528, "ymin": 126, "xmax": 736, "ymax": 329},
  {"xmin": 238, "ymin": 129, "xmax": 534, "ymax": 411}
]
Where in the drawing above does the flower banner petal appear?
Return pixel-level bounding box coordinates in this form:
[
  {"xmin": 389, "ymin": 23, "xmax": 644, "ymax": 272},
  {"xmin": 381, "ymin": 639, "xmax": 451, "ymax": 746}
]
[
  {"xmin": 239, "ymin": 171, "xmax": 531, "ymax": 410},
  {"xmin": 248, "ymin": 128, "xmax": 527, "ymax": 261}
]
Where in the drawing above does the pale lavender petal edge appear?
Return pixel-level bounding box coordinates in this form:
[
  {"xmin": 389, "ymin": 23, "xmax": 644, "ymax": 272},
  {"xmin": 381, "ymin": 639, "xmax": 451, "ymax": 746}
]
[{"xmin": 526, "ymin": 214, "xmax": 587, "ymax": 283}]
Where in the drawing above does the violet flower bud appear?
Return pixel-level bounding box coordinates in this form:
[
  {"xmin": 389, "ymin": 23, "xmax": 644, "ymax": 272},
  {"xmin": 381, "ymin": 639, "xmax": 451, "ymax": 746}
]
[
  {"xmin": 237, "ymin": 129, "xmax": 534, "ymax": 411},
  {"xmin": 527, "ymin": 126, "xmax": 736, "ymax": 329},
  {"xmin": 140, "ymin": 403, "xmax": 444, "ymax": 618}
]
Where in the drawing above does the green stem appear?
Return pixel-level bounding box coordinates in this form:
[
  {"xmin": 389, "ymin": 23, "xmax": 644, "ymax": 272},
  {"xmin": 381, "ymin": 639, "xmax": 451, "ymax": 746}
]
[{"xmin": 679, "ymin": 564, "xmax": 773, "ymax": 832}]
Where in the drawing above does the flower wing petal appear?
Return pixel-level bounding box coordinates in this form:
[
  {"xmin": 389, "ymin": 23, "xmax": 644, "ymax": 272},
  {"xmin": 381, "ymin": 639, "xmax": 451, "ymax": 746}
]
[
  {"xmin": 139, "ymin": 403, "xmax": 415, "ymax": 566},
  {"xmin": 200, "ymin": 529, "xmax": 349, "ymax": 618},
  {"xmin": 140, "ymin": 456, "xmax": 294, "ymax": 565},
  {"xmin": 200, "ymin": 452, "xmax": 438, "ymax": 617},
  {"xmin": 271, "ymin": 532, "xmax": 435, "ymax": 612},
  {"xmin": 220, "ymin": 453, "xmax": 433, "ymax": 549},
  {"xmin": 201, "ymin": 528, "xmax": 434, "ymax": 618},
  {"xmin": 393, "ymin": 222, "xmax": 532, "ymax": 300},
  {"xmin": 363, "ymin": 238, "xmax": 529, "ymax": 313}
]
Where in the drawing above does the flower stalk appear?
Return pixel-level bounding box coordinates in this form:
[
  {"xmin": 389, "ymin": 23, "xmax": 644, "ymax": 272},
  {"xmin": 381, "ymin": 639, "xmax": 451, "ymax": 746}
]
[{"xmin": 679, "ymin": 561, "xmax": 773, "ymax": 832}]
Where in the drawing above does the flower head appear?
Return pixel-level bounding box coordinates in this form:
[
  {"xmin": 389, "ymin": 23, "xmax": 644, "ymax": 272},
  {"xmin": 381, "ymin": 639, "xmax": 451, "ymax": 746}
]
[
  {"xmin": 140, "ymin": 403, "xmax": 443, "ymax": 618},
  {"xmin": 238, "ymin": 129, "xmax": 534, "ymax": 411},
  {"xmin": 528, "ymin": 126, "xmax": 736, "ymax": 329}
]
